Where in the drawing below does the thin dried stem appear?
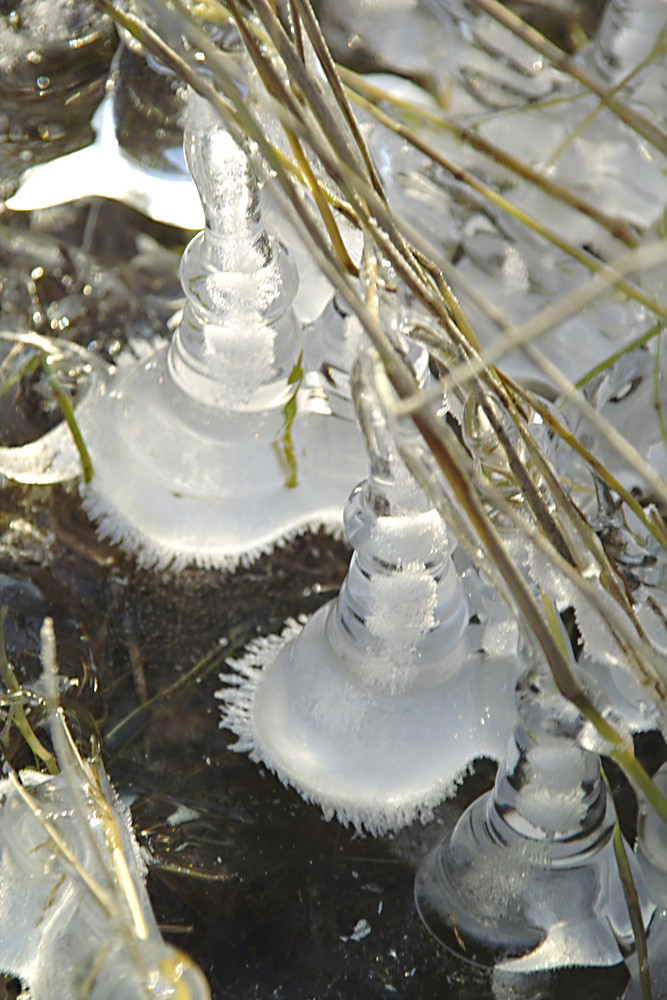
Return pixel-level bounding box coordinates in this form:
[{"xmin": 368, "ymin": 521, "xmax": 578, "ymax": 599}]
[{"xmin": 341, "ymin": 68, "xmax": 639, "ymax": 249}]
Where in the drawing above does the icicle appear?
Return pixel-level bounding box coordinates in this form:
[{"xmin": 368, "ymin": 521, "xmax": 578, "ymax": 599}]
[
  {"xmin": 415, "ymin": 665, "xmax": 656, "ymax": 972},
  {"xmin": 76, "ymin": 87, "xmax": 366, "ymax": 569},
  {"xmin": 218, "ymin": 347, "xmax": 522, "ymax": 835}
]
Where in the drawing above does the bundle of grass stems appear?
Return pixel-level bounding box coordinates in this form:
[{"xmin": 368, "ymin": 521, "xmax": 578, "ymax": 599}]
[{"xmin": 67, "ymin": 0, "xmax": 667, "ymax": 989}]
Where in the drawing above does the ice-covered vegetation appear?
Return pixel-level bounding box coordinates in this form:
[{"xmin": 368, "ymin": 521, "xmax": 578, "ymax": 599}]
[{"xmin": 0, "ymin": 0, "xmax": 666, "ymax": 996}]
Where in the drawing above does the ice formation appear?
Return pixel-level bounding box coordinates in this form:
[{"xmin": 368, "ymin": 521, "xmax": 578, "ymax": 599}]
[
  {"xmin": 0, "ymin": 0, "xmax": 664, "ymax": 995},
  {"xmin": 0, "ymin": 620, "xmax": 210, "ymax": 1000},
  {"xmin": 218, "ymin": 349, "xmax": 522, "ymax": 835},
  {"xmin": 0, "ymin": 334, "xmax": 111, "ymax": 486},
  {"xmin": 8, "ymin": 45, "xmax": 203, "ymax": 229},
  {"xmin": 6, "ymin": 23, "xmax": 349, "ymax": 326},
  {"xmin": 302, "ymin": 292, "xmax": 362, "ymax": 420},
  {"xmin": 0, "ymin": 84, "xmax": 365, "ymax": 569},
  {"xmin": 460, "ymin": 380, "xmax": 667, "ymax": 740},
  {"xmin": 460, "ymin": 390, "xmax": 557, "ymax": 576},
  {"xmin": 592, "ymin": 0, "xmax": 667, "ymax": 113},
  {"xmin": 415, "ymin": 666, "xmax": 656, "ymax": 973},
  {"xmin": 77, "ymin": 89, "xmax": 366, "ymax": 568},
  {"xmin": 565, "ymin": 345, "xmax": 667, "ymax": 497},
  {"xmin": 622, "ymin": 761, "xmax": 667, "ymax": 999},
  {"xmin": 363, "ymin": 0, "xmax": 667, "ymax": 390},
  {"xmin": 638, "ymin": 762, "xmax": 667, "ymax": 905}
]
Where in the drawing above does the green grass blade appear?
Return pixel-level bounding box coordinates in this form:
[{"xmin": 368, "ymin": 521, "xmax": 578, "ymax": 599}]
[{"xmin": 40, "ymin": 356, "xmax": 94, "ymax": 483}]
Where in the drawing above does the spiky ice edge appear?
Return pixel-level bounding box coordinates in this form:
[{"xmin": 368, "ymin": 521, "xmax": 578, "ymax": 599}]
[
  {"xmin": 81, "ymin": 487, "xmax": 346, "ymax": 573},
  {"xmin": 216, "ymin": 617, "xmax": 471, "ymax": 838}
]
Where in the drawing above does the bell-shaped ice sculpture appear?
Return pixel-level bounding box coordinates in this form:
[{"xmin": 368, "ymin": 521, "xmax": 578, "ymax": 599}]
[
  {"xmin": 415, "ymin": 666, "xmax": 656, "ymax": 972},
  {"xmin": 218, "ymin": 348, "xmax": 522, "ymax": 834},
  {"xmin": 72, "ymin": 88, "xmax": 365, "ymax": 568}
]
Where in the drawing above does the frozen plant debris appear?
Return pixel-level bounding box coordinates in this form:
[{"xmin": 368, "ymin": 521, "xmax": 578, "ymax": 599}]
[{"xmin": 0, "ymin": 619, "xmax": 210, "ymax": 1000}]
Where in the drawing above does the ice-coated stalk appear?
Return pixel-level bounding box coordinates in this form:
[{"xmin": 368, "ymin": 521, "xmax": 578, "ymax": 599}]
[
  {"xmin": 415, "ymin": 667, "xmax": 656, "ymax": 971},
  {"xmin": 168, "ymin": 88, "xmax": 300, "ymax": 411},
  {"xmin": 461, "ymin": 392, "xmax": 556, "ymax": 528},
  {"xmin": 331, "ymin": 350, "xmax": 469, "ymax": 694}
]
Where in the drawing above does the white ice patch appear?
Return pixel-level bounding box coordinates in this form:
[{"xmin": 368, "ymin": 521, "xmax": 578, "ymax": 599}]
[
  {"xmin": 166, "ymin": 804, "xmax": 200, "ymax": 827},
  {"xmin": 367, "ymin": 562, "xmax": 437, "ymax": 640},
  {"xmin": 341, "ymin": 918, "xmax": 372, "ymax": 943},
  {"xmin": 371, "ymin": 510, "xmax": 449, "ymax": 565},
  {"xmin": 200, "ymin": 314, "xmax": 275, "ymax": 406},
  {"xmin": 364, "ymin": 562, "xmax": 437, "ymax": 693}
]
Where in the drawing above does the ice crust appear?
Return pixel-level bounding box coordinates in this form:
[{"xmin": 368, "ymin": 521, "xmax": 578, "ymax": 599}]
[
  {"xmin": 218, "ymin": 610, "xmax": 520, "ymax": 836},
  {"xmin": 0, "ymin": 763, "xmax": 210, "ymax": 1000}
]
